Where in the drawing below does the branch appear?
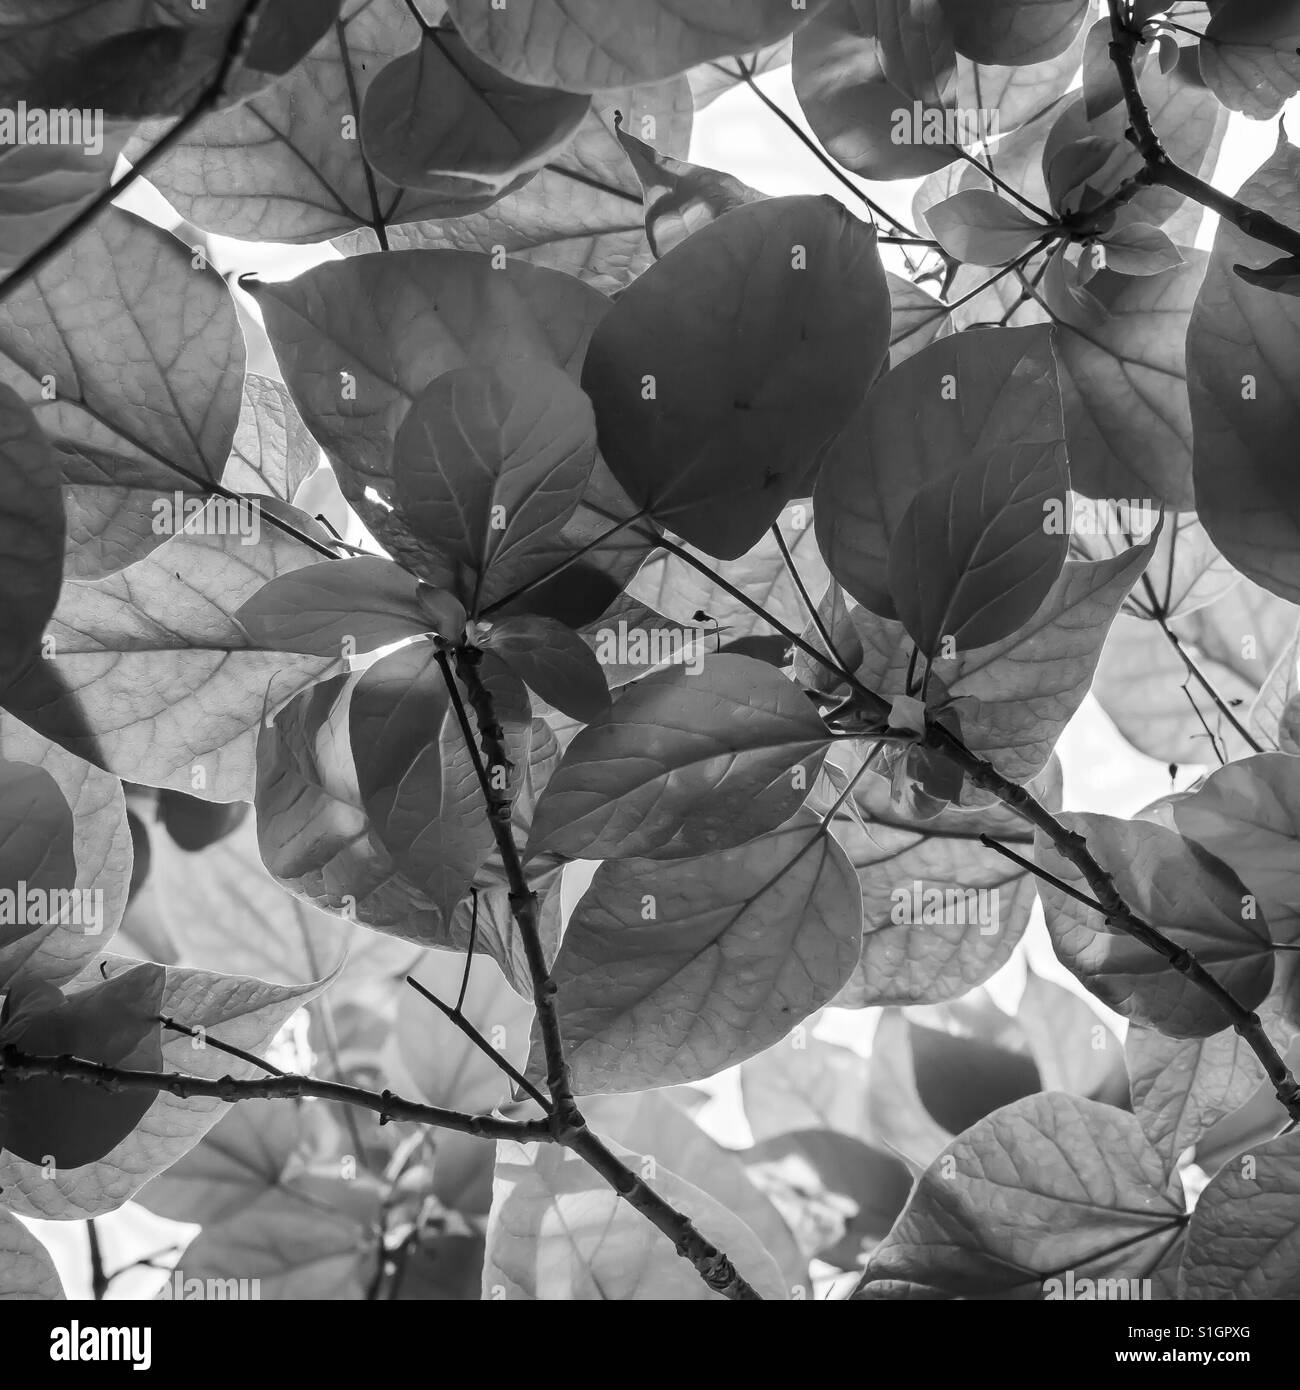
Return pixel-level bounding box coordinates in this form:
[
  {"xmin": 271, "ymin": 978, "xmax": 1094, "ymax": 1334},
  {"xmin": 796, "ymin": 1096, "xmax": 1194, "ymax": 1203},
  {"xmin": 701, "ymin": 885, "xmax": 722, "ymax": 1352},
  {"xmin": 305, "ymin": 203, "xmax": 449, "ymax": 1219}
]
[
  {"xmin": 86, "ymin": 1221, "xmax": 108, "ymax": 1301},
  {"xmin": 1103, "ymin": 1, "xmax": 1300, "ymax": 257},
  {"xmin": 0, "ymin": 1045, "xmax": 551, "ymax": 1142},
  {"xmin": 928, "ymin": 723, "xmax": 1300, "ymax": 1123},
  {"xmin": 725, "ymin": 58, "xmax": 932, "ymax": 269},
  {"xmin": 439, "ymin": 644, "xmax": 764, "ymax": 1300}
]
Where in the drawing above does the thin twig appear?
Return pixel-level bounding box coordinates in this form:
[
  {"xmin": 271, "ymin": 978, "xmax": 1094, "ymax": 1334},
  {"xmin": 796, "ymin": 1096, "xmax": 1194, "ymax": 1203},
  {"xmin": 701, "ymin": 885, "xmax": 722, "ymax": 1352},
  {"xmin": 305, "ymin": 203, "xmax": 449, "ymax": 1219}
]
[
  {"xmin": 770, "ymin": 523, "xmax": 852, "ymax": 676},
  {"xmin": 160, "ymin": 1015, "xmax": 286, "ymax": 1077},
  {"xmin": 404, "ymin": 973, "xmax": 552, "ymax": 1111},
  {"xmin": 87, "ymin": 1221, "xmax": 108, "ymax": 1301},
  {"xmin": 978, "ymin": 834, "xmax": 1105, "ymax": 912},
  {"xmin": 954, "ymin": 149, "xmax": 1055, "ymax": 222},
  {"xmin": 0, "ymin": 1045, "xmax": 551, "ymax": 1141}
]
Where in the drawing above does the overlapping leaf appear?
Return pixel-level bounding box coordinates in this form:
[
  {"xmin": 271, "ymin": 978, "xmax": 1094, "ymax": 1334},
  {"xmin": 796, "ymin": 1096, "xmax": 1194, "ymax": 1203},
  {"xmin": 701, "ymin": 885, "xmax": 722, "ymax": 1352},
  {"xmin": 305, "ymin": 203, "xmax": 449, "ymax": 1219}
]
[
  {"xmin": 0, "ymin": 209, "xmax": 244, "ymax": 578},
  {"xmin": 446, "ymin": 0, "xmax": 815, "ymax": 91},
  {"xmin": 582, "ymin": 195, "xmax": 889, "ymax": 560},
  {"xmin": 529, "ymin": 810, "xmax": 861, "ymax": 1093},
  {"xmin": 525, "ymin": 655, "xmax": 831, "ymax": 862},
  {"xmin": 1034, "ymin": 813, "xmax": 1274, "ymax": 1038},
  {"xmin": 1188, "ymin": 137, "xmax": 1300, "ymax": 603}
]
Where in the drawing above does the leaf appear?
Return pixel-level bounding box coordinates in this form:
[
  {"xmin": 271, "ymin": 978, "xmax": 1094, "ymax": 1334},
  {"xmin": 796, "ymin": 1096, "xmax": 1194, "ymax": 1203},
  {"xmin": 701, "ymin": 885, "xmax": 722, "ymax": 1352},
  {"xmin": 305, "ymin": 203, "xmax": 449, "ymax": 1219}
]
[
  {"xmin": 138, "ymin": 1101, "xmax": 380, "ymax": 1299},
  {"xmin": 1040, "ymin": 52, "xmax": 1230, "ymax": 234},
  {"xmin": 349, "ymin": 643, "xmax": 530, "ymax": 929},
  {"xmin": 395, "ymin": 950, "xmax": 534, "ymax": 1114},
  {"xmin": 925, "ymin": 190, "xmax": 1046, "ymax": 266},
  {"xmin": 584, "ymin": 1089, "xmax": 810, "ymax": 1295},
  {"xmin": 1054, "ymin": 252, "xmax": 1206, "ymax": 509},
  {"xmin": 253, "ymin": 248, "xmax": 645, "ymax": 624},
  {"xmin": 888, "ymin": 438, "xmax": 1069, "ymax": 658},
  {"xmin": 339, "ymin": 79, "xmax": 696, "ymax": 294},
  {"xmin": 627, "ymin": 506, "xmax": 829, "ymax": 643},
  {"xmin": 949, "ymin": 21, "xmax": 1090, "ymax": 139},
  {"xmin": 1041, "ymin": 243, "xmax": 1106, "ymax": 329},
  {"xmin": 1018, "ymin": 967, "xmax": 1125, "ymax": 1098},
  {"xmin": 360, "ymin": 29, "xmax": 590, "ymax": 192},
  {"xmin": 1101, "ymin": 222, "xmax": 1185, "ymax": 277},
  {"xmin": 1181, "ymin": 1127, "xmax": 1300, "ymax": 1298},
  {"xmin": 1081, "ymin": 15, "xmax": 1126, "ymax": 118},
  {"xmin": 0, "ymin": 719, "xmax": 131, "ymax": 990},
  {"xmin": 1253, "ymin": 617, "xmax": 1300, "ymax": 746},
  {"xmin": 529, "ymin": 811, "xmax": 861, "ymax": 1093},
  {"xmin": 743, "ymin": 1128, "xmax": 912, "ymax": 1270},
  {"xmin": 793, "ymin": 0, "xmax": 960, "ymax": 181},
  {"xmin": 864, "ymin": 1008, "xmax": 956, "ymax": 1169},
  {"xmin": 582, "ymin": 195, "xmax": 889, "ymax": 561},
  {"xmin": 852, "ymin": 1093, "xmax": 1184, "ymax": 1298},
  {"xmin": 1, "ymin": 962, "xmax": 165, "ymax": 1169},
  {"xmin": 237, "ymin": 556, "xmax": 447, "ymax": 658},
  {"xmin": 0, "ymin": 208, "xmax": 244, "ymax": 579},
  {"xmin": 832, "ymin": 760, "xmax": 1055, "ymax": 1007},
  {"xmin": 908, "ymin": 1018, "xmax": 1041, "ymax": 1135},
  {"xmin": 1033, "ymin": 813, "xmax": 1275, "ymax": 1038},
  {"xmin": 149, "ymin": 814, "xmax": 415, "ymax": 994},
  {"xmin": 255, "ymin": 654, "xmax": 546, "ymax": 987},
  {"xmin": 1282, "ymin": 693, "xmax": 1300, "ymax": 751},
  {"xmin": 525, "ymin": 655, "xmax": 831, "ymax": 862},
  {"xmin": 1044, "ymin": 135, "xmax": 1114, "ymax": 216},
  {"xmin": 483, "ymin": 1139, "xmax": 788, "ymax": 1300},
  {"xmin": 11, "ymin": 12, "xmax": 227, "ymax": 120},
  {"xmin": 482, "ymin": 615, "xmax": 611, "ymax": 724},
  {"xmin": 0, "ymin": 758, "xmax": 77, "ymax": 985},
  {"xmin": 741, "ymin": 1032, "xmax": 876, "ymax": 1145},
  {"xmin": 615, "ymin": 120, "xmax": 765, "ymax": 258},
  {"xmin": 1201, "ymin": 0, "xmax": 1300, "ymax": 117},
  {"xmin": 1126, "ymin": 990, "xmax": 1292, "ymax": 1182},
  {"xmin": 1, "ymin": 521, "xmax": 331, "ymax": 802},
  {"xmin": 223, "ymin": 375, "xmax": 321, "ymax": 504},
  {"xmin": 391, "ymin": 361, "xmax": 598, "ymax": 612},
  {"xmin": 445, "ymin": 0, "xmax": 815, "ymax": 92},
  {"xmin": 937, "ymin": 0, "xmax": 1090, "ymax": 66},
  {"xmin": 0, "ymin": 122, "xmax": 133, "ymax": 280},
  {"xmin": 0, "ymin": 960, "xmax": 329, "ymax": 1218},
  {"xmin": 1095, "ymin": 573, "xmax": 1296, "ymax": 762},
  {"xmin": 816, "ymin": 324, "xmax": 1062, "ymax": 621},
  {"xmin": 886, "ymin": 272, "xmax": 950, "ymax": 366},
  {"xmin": 0, "ymin": 1210, "xmax": 64, "ymax": 1299},
  {"xmin": 1169, "ymin": 753, "xmax": 1300, "ymax": 942},
  {"xmin": 834, "ymin": 533, "xmax": 1156, "ymax": 779},
  {"xmin": 1188, "ymin": 137, "xmax": 1300, "ymax": 603},
  {"xmin": 687, "ymin": 40, "xmax": 794, "ymax": 108},
  {"xmin": 132, "ymin": 0, "xmax": 493, "ymax": 243}
]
